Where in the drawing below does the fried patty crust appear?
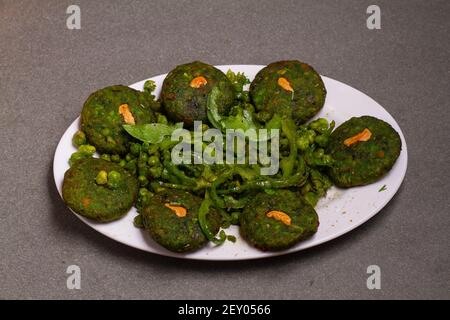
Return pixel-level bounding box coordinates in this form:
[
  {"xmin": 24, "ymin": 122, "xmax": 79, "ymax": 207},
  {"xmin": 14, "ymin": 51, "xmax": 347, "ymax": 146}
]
[
  {"xmin": 250, "ymin": 60, "xmax": 326, "ymax": 124},
  {"xmin": 160, "ymin": 61, "xmax": 236, "ymax": 126},
  {"xmin": 140, "ymin": 189, "xmax": 222, "ymax": 253},
  {"xmin": 81, "ymin": 85, "xmax": 156, "ymax": 154},
  {"xmin": 62, "ymin": 158, "xmax": 138, "ymax": 222},
  {"xmin": 326, "ymin": 116, "xmax": 402, "ymax": 187},
  {"xmin": 240, "ymin": 190, "xmax": 319, "ymax": 251}
]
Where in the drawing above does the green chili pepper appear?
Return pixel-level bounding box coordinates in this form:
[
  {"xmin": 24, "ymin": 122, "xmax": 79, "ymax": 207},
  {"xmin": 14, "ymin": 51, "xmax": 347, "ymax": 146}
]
[
  {"xmin": 198, "ymin": 191, "xmax": 226, "ymax": 245},
  {"xmin": 280, "ymin": 118, "xmax": 298, "ymax": 177}
]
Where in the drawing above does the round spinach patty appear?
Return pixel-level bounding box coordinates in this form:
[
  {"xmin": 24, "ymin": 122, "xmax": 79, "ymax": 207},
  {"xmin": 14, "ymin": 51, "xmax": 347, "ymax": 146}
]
[
  {"xmin": 240, "ymin": 190, "xmax": 319, "ymax": 251},
  {"xmin": 326, "ymin": 116, "xmax": 402, "ymax": 187},
  {"xmin": 81, "ymin": 85, "xmax": 156, "ymax": 155},
  {"xmin": 62, "ymin": 158, "xmax": 138, "ymax": 222},
  {"xmin": 140, "ymin": 189, "xmax": 222, "ymax": 253},
  {"xmin": 161, "ymin": 61, "xmax": 236, "ymax": 127},
  {"xmin": 250, "ymin": 60, "xmax": 326, "ymax": 124}
]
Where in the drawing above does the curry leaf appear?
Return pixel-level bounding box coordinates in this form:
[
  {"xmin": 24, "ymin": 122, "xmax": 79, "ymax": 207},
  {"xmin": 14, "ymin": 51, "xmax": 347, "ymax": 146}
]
[
  {"xmin": 222, "ymin": 106, "xmax": 258, "ymax": 132},
  {"xmin": 207, "ymin": 87, "xmax": 270, "ymax": 142},
  {"xmin": 123, "ymin": 122, "xmax": 183, "ymax": 143}
]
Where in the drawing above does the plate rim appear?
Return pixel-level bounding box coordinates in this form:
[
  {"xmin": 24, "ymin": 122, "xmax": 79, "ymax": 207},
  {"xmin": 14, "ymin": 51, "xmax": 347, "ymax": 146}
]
[{"xmin": 53, "ymin": 64, "xmax": 408, "ymax": 261}]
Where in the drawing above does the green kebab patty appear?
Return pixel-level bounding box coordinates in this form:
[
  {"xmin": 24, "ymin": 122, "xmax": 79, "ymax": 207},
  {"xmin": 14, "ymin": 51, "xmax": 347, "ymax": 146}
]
[
  {"xmin": 81, "ymin": 85, "xmax": 156, "ymax": 155},
  {"xmin": 250, "ymin": 60, "xmax": 326, "ymax": 124},
  {"xmin": 160, "ymin": 61, "xmax": 236, "ymax": 127},
  {"xmin": 240, "ymin": 190, "xmax": 319, "ymax": 251},
  {"xmin": 140, "ymin": 189, "xmax": 223, "ymax": 253},
  {"xmin": 62, "ymin": 158, "xmax": 139, "ymax": 222},
  {"xmin": 326, "ymin": 116, "xmax": 402, "ymax": 187}
]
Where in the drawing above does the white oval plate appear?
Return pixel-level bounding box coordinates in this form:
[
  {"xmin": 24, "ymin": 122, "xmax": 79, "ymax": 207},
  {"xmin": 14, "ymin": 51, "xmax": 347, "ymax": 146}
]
[{"xmin": 54, "ymin": 65, "xmax": 407, "ymax": 260}]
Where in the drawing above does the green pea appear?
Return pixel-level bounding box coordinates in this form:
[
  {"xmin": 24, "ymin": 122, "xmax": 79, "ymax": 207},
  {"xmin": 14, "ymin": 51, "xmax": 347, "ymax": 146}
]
[
  {"xmin": 119, "ymin": 159, "xmax": 126, "ymax": 167},
  {"xmin": 124, "ymin": 159, "xmax": 137, "ymax": 175},
  {"xmin": 138, "ymin": 175, "xmax": 149, "ymax": 187},
  {"xmin": 143, "ymin": 80, "xmax": 156, "ymax": 93},
  {"xmin": 296, "ymin": 136, "xmax": 310, "ymax": 151},
  {"xmin": 162, "ymin": 150, "xmax": 171, "ymax": 160},
  {"xmin": 137, "ymin": 159, "xmax": 146, "ymax": 169},
  {"xmin": 69, "ymin": 152, "xmax": 90, "ymax": 166},
  {"xmin": 109, "ymin": 171, "xmax": 121, "ymax": 180},
  {"xmin": 321, "ymin": 154, "xmax": 333, "ymax": 166},
  {"xmin": 72, "ymin": 131, "xmax": 86, "ymax": 147},
  {"xmin": 106, "ymin": 136, "xmax": 116, "ymax": 145},
  {"xmin": 101, "ymin": 128, "xmax": 111, "ymax": 137},
  {"xmin": 138, "ymin": 161, "xmax": 148, "ymax": 173},
  {"xmin": 149, "ymin": 166, "xmax": 162, "ymax": 178},
  {"xmin": 306, "ymin": 130, "xmax": 316, "ymax": 144},
  {"xmin": 309, "ymin": 118, "xmax": 329, "ymax": 134},
  {"xmin": 255, "ymin": 110, "xmax": 271, "ymax": 122},
  {"xmin": 111, "ymin": 154, "xmax": 121, "ymax": 163},
  {"xmin": 314, "ymin": 148, "xmax": 325, "ymax": 158},
  {"xmin": 147, "ymin": 144, "xmax": 159, "ymax": 155},
  {"xmin": 221, "ymin": 220, "xmax": 231, "ymax": 229},
  {"xmin": 280, "ymin": 138, "xmax": 289, "ymax": 146},
  {"xmin": 142, "ymin": 142, "xmax": 150, "ymax": 151},
  {"xmin": 95, "ymin": 170, "xmax": 108, "ymax": 185},
  {"xmin": 125, "ymin": 153, "xmax": 134, "ymax": 162},
  {"xmin": 78, "ymin": 144, "xmax": 96, "ymax": 155},
  {"xmin": 161, "ymin": 168, "xmax": 170, "ymax": 180},
  {"xmin": 139, "ymin": 187, "xmax": 149, "ymax": 197},
  {"xmin": 230, "ymin": 212, "xmax": 240, "ymax": 225},
  {"xmin": 107, "ymin": 171, "xmax": 121, "ymax": 189},
  {"xmin": 139, "ymin": 152, "xmax": 148, "ymax": 162},
  {"xmin": 314, "ymin": 135, "xmax": 329, "ymax": 147},
  {"xmin": 133, "ymin": 214, "xmax": 144, "ymax": 228},
  {"xmin": 148, "ymin": 155, "xmax": 160, "ymax": 167},
  {"xmin": 100, "ymin": 154, "xmax": 111, "ymax": 161},
  {"xmin": 130, "ymin": 143, "xmax": 141, "ymax": 156}
]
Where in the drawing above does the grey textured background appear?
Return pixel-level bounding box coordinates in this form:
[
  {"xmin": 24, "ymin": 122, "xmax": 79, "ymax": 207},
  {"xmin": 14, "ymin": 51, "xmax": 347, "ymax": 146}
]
[{"xmin": 1, "ymin": 0, "xmax": 449, "ymax": 299}]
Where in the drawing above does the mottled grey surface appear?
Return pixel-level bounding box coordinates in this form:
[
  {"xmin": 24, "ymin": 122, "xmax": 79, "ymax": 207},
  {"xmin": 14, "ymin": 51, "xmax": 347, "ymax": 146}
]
[{"xmin": 0, "ymin": 0, "xmax": 449, "ymax": 300}]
